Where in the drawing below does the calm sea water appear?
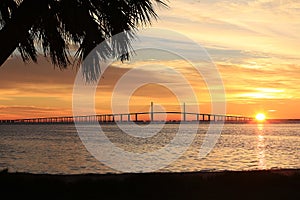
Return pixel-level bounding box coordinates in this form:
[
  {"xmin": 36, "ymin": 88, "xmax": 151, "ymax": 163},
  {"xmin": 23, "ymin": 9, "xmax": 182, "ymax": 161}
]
[{"xmin": 0, "ymin": 123, "xmax": 299, "ymax": 174}]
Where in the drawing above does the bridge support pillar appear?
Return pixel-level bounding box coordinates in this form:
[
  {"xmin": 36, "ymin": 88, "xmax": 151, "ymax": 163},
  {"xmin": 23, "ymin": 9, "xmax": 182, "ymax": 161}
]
[
  {"xmin": 151, "ymin": 102, "xmax": 154, "ymax": 122},
  {"xmin": 183, "ymin": 102, "xmax": 186, "ymax": 122}
]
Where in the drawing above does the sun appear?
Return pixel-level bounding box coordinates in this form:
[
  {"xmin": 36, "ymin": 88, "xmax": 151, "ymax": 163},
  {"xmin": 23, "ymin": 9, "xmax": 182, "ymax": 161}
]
[{"xmin": 255, "ymin": 113, "xmax": 266, "ymax": 121}]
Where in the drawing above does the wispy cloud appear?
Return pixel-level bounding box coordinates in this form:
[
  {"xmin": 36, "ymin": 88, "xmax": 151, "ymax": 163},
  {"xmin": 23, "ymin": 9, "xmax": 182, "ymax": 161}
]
[{"xmin": 154, "ymin": 0, "xmax": 300, "ymax": 60}]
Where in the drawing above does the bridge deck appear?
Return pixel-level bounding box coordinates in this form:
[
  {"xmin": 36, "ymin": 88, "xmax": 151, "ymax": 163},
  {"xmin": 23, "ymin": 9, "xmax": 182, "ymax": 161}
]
[{"xmin": 0, "ymin": 112, "xmax": 254, "ymax": 124}]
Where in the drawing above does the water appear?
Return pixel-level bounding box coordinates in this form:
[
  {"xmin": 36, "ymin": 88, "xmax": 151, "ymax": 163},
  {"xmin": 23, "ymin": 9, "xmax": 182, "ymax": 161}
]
[{"xmin": 0, "ymin": 123, "xmax": 299, "ymax": 174}]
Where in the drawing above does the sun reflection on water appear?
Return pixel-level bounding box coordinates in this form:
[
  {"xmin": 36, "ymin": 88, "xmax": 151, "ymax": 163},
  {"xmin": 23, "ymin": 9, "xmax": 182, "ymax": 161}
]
[
  {"xmin": 257, "ymin": 123, "xmax": 264, "ymax": 131},
  {"xmin": 256, "ymin": 124, "xmax": 266, "ymax": 169}
]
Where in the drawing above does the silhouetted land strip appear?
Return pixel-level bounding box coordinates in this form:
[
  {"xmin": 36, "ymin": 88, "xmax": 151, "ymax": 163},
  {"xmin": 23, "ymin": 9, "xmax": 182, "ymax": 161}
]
[{"xmin": 0, "ymin": 169, "xmax": 299, "ymax": 200}]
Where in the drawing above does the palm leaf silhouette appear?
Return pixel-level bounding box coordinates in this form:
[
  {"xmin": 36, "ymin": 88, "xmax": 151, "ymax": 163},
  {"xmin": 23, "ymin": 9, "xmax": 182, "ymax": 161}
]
[{"xmin": 0, "ymin": 0, "xmax": 168, "ymax": 81}]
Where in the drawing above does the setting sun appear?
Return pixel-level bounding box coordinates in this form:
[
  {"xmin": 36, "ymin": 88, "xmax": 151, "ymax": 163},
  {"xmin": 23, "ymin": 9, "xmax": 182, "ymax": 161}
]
[{"xmin": 256, "ymin": 113, "xmax": 266, "ymax": 121}]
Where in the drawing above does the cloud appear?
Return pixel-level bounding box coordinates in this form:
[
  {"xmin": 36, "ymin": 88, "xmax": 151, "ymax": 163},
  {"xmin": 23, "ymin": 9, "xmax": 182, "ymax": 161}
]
[
  {"xmin": 153, "ymin": 0, "xmax": 300, "ymax": 60},
  {"xmin": 0, "ymin": 57, "xmax": 76, "ymax": 88},
  {"xmin": 0, "ymin": 106, "xmax": 71, "ymax": 119}
]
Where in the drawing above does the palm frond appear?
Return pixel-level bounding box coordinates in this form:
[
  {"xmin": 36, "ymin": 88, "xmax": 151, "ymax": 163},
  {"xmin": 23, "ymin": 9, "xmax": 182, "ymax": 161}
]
[{"xmin": 0, "ymin": 0, "xmax": 168, "ymax": 81}]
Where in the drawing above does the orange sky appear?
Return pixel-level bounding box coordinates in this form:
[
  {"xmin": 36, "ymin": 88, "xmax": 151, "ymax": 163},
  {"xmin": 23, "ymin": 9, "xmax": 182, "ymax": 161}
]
[
  {"xmin": 1, "ymin": 55, "xmax": 299, "ymax": 119},
  {"xmin": 1, "ymin": 0, "xmax": 300, "ymax": 119}
]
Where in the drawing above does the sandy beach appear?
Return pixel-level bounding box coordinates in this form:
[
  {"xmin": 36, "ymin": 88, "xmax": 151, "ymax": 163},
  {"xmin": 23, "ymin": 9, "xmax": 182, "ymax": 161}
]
[{"xmin": 0, "ymin": 169, "xmax": 299, "ymax": 200}]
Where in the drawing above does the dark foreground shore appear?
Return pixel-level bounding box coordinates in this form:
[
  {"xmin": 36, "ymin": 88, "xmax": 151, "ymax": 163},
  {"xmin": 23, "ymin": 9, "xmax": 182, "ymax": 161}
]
[{"xmin": 1, "ymin": 169, "xmax": 299, "ymax": 200}]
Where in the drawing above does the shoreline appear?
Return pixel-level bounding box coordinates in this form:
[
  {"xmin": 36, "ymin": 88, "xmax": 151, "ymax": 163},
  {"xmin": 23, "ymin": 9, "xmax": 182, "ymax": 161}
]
[{"xmin": 1, "ymin": 169, "xmax": 299, "ymax": 199}]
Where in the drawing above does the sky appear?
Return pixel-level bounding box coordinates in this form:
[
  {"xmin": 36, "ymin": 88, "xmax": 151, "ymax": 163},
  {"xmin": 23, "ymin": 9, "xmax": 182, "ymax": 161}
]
[{"xmin": 1, "ymin": 0, "xmax": 300, "ymax": 119}]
